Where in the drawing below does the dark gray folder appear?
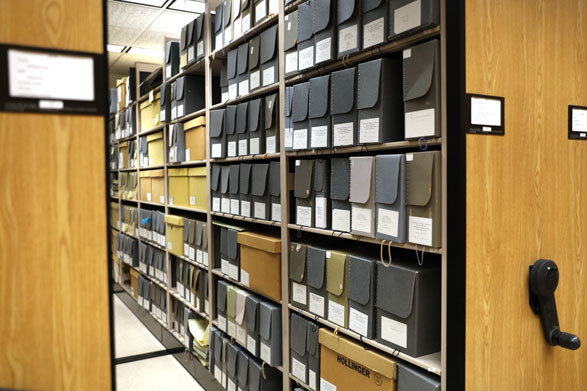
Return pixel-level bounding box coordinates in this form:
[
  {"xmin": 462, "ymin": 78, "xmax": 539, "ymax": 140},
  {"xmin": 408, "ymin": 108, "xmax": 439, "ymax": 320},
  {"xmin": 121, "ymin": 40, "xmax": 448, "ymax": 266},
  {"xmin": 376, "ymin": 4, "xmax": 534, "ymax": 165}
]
[
  {"xmin": 237, "ymin": 349, "xmax": 250, "ymax": 391},
  {"xmin": 264, "ymin": 94, "xmax": 279, "ymax": 153},
  {"xmin": 362, "ymin": 0, "xmax": 387, "ymax": 49},
  {"xmin": 227, "ymin": 49, "xmax": 238, "ymax": 100},
  {"xmin": 309, "ymin": 75, "xmax": 331, "ymax": 149},
  {"xmin": 229, "ymin": 164, "xmax": 241, "ymax": 215},
  {"xmin": 237, "ymin": 42, "xmax": 250, "ymax": 96},
  {"xmin": 284, "ymin": 10, "xmax": 299, "ymax": 77},
  {"xmin": 236, "ymin": 102, "xmax": 249, "ymax": 156},
  {"xmin": 259, "ymin": 301, "xmax": 282, "ymax": 367},
  {"xmin": 212, "ymin": 164, "xmax": 222, "ymax": 212},
  {"xmin": 314, "ymin": 0, "xmax": 336, "ymax": 65},
  {"xmin": 248, "ymin": 35, "xmax": 261, "ymax": 91},
  {"xmin": 330, "ymin": 157, "xmax": 351, "ymax": 232},
  {"xmin": 210, "ymin": 109, "xmax": 226, "ymax": 159},
  {"xmin": 348, "ymin": 254, "xmax": 377, "ymax": 339},
  {"xmin": 307, "ymin": 246, "xmax": 327, "ymax": 318},
  {"xmin": 221, "ymin": 165, "xmax": 231, "ymax": 213},
  {"xmin": 160, "ymin": 82, "xmax": 171, "ymax": 123},
  {"xmin": 290, "ymin": 313, "xmax": 309, "ymax": 384},
  {"xmin": 239, "ymin": 163, "xmax": 253, "ymax": 217},
  {"xmin": 314, "ymin": 159, "xmax": 331, "ymax": 229},
  {"xmin": 294, "ymin": 159, "xmax": 314, "ymax": 227},
  {"xmin": 297, "ymin": 1, "xmax": 315, "ymax": 72},
  {"xmin": 357, "ymin": 58, "xmax": 403, "ymax": 143},
  {"xmin": 285, "ymin": 86, "xmax": 294, "ymax": 151},
  {"xmin": 226, "ymin": 105, "xmax": 238, "ymax": 157},
  {"xmin": 397, "ymin": 362, "xmax": 441, "ymax": 391},
  {"xmin": 217, "ymin": 279, "xmax": 229, "ymax": 333},
  {"xmin": 349, "ymin": 156, "xmax": 376, "ymax": 237},
  {"xmin": 245, "ymin": 294, "xmax": 262, "ymax": 357},
  {"xmin": 375, "ymin": 154, "xmax": 407, "ymax": 242},
  {"xmin": 306, "ymin": 321, "xmax": 321, "ymax": 391},
  {"xmin": 260, "ymin": 25, "xmax": 278, "ymax": 87},
  {"xmin": 164, "ymin": 41, "xmax": 179, "ymax": 80},
  {"xmin": 337, "ymin": 0, "xmax": 361, "ymax": 58},
  {"xmin": 292, "ymin": 82, "xmax": 310, "ymax": 150},
  {"xmin": 289, "ymin": 242, "xmax": 309, "ymax": 311},
  {"xmin": 251, "ymin": 163, "xmax": 270, "ymax": 220},
  {"xmin": 248, "ymin": 98, "xmax": 264, "ymax": 155},
  {"xmin": 269, "ymin": 161, "xmax": 281, "ymax": 222}
]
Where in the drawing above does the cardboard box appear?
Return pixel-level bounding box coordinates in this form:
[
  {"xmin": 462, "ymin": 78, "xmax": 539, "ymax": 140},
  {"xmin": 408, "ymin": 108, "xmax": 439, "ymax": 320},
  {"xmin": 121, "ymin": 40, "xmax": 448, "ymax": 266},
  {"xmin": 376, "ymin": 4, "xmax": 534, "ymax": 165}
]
[
  {"xmin": 140, "ymin": 171, "xmax": 152, "ymax": 202},
  {"xmin": 188, "ymin": 166, "xmax": 207, "ymax": 210},
  {"xmin": 151, "ymin": 169, "xmax": 165, "ymax": 205},
  {"xmin": 139, "ymin": 91, "xmax": 161, "ymax": 132},
  {"xmin": 169, "ymin": 168, "xmax": 189, "ymax": 207},
  {"xmin": 165, "ymin": 214, "xmax": 184, "ymax": 257},
  {"xmin": 147, "ymin": 131, "xmax": 164, "ymax": 167},
  {"xmin": 319, "ymin": 328, "xmax": 397, "ymax": 391},
  {"xmin": 130, "ymin": 268, "xmax": 140, "ymax": 300},
  {"xmin": 111, "ymin": 201, "xmax": 120, "ymax": 228},
  {"xmin": 184, "ymin": 116, "xmax": 206, "ymax": 162},
  {"xmin": 237, "ymin": 231, "xmax": 281, "ymax": 301}
]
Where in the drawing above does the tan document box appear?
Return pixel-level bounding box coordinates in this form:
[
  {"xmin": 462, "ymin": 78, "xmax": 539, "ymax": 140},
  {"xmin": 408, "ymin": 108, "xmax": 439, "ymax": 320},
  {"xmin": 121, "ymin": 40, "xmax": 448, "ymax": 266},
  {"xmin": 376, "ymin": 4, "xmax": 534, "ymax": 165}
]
[
  {"xmin": 165, "ymin": 215, "xmax": 184, "ymax": 257},
  {"xmin": 169, "ymin": 168, "xmax": 189, "ymax": 207},
  {"xmin": 237, "ymin": 231, "xmax": 281, "ymax": 301},
  {"xmin": 185, "ymin": 116, "xmax": 206, "ymax": 161},
  {"xmin": 188, "ymin": 166, "xmax": 207, "ymax": 210}
]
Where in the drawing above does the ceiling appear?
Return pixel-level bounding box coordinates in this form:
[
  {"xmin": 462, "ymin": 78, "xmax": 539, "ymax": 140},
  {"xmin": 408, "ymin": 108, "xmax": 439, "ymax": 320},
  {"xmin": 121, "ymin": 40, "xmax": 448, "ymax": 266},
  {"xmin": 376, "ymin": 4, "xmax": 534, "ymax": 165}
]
[{"xmin": 107, "ymin": 0, "xmax": 205, "ymax": 79}]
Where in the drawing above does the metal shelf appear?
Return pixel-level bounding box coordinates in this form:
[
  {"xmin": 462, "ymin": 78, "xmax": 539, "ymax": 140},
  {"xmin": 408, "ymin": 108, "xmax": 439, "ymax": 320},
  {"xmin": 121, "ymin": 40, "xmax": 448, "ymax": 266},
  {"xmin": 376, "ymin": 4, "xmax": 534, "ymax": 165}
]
[
  {"xmin": 139, "ymin": 165, "xmax": 165, "ymax": 170},
  {"xmin": 211, "ymin": 211, "xmax": 281, "ymax": 228},
  {"xmin": 169, "ymin": 289, "xmax": 210, "ymax": 320},
  {"xmin": 286, "ymin": 138, "xmax": 442, "ymax": 157},
  {"xmin": 138, "ymin": 85, "xmax": 161, "ymax": 104},
  {"xmin": 138, "ymin": 123, "xmax": 165, "ymax": 137},
  {"xmin": 287, "ymin": 224, "xmax": 442, "ymax": 254},
  {"xmin": 209, "ymin": 83, "xmax": 279, "ymax": 110},
  {"xmin": 174, "ymin": 254, "xmax": 209, "ymax": 272},
  {"xmin": 289, "ymin": 374, "xmax": 312, "ymax": 391},
  {"xmin": 138, "ymin": 200, "xmax": 165, "ymax": 208},
  {"xmin": 288, "ymin": 304, "xmax": 442, "ymax": 376},
  {"xmin": 167, "ymin": 205, "xmax": 208, "ymax": 214},
  {"xmin": 168, "ymin": 107, "xmax": 206, "ymax": 125},
  {"xmin": 210, "ymin": 152, "xmax": 280, "ymax": 163}
]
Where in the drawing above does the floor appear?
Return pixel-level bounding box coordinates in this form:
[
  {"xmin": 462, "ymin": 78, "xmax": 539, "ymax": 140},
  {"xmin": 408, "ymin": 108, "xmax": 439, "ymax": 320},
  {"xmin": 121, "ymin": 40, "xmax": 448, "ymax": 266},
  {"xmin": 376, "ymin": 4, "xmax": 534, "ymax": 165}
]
[{"xmin": 113, "ymin": 295, "xmax": 205, "ymax": 391}]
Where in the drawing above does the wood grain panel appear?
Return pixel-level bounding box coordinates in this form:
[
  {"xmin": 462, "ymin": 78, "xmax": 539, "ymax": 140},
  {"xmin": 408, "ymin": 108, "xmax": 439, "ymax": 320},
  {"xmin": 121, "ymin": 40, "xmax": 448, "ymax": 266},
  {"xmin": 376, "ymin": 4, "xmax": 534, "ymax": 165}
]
[
  {"xmin": 466, "ymin": 0, "xmax": 587, "ymax": 389},
  {"xmin": 0, "ymin": 0, "xmax": 103, "ymax": 53},
  {"xmin": 0, "ymin": 114, "xmax": 111, "ymax": 390}
]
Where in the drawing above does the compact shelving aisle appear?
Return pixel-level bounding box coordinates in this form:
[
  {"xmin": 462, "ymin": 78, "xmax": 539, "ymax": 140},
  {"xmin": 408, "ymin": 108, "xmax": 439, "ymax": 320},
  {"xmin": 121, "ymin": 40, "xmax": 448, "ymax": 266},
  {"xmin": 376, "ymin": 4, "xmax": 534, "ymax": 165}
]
[{"xmin": 109, "ymin": 0, "xmax": 449, "ymax": 389}]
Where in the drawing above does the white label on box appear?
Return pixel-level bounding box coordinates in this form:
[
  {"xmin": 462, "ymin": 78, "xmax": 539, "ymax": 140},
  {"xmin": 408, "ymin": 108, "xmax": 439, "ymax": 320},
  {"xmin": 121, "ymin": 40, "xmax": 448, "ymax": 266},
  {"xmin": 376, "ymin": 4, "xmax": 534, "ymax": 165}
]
[
  {"xmin": 228, "ymin": 320, "xmax": 237, "ymax": 338},
  {"xmin": 172, "ymin": 106, "xmax": 177, "ymax": 120},
  {"xmin": 142, "ymin": 156, "xmax": 148, "ymax": 167},
  {"xmin": 240, "ymin": 269, "xmax": 249, "ymax": 286},
  {"xmin": 231, "ymin": 199, "xmax": 240, "ymax": 215},
  {"xmin": 254, "ymin": 202, "xmax": 266, "ymax": 220},
  {"xmin": 241, "ymin": 201, "xmax": 251, "ymax": 217},
  {"xmin": 293, "ymin": 129, "xmax": 308, "ymax": 150},
  {"xmin": 242, "ymin": 14, "xmax": 251, "ymax": 32},
  {"xmin": 292, "ymin": 282, "xmax": 307, "ymax": 306},
  {"xmin": 214, "ymin": 365, "xmax": 223, "ymax": 383},
  {"xmin": 184, "ymin": 243, "xmax": 190, "ymax": 256},
  {"xmin": 222, "ymin": 197, "xmax": 231, "ymax": 213},
  {"xmin": 221, "ymin": 259, "xmax": 230, "ymax": 275},
  {"xmin": 409, "ymin": 216, "xmax": 433, "ymax": 246},
  {"xmin": 196, "ymin": 297, "xmax": 201, "ymax": 312},
  {"xmin": 315, "ymin": 196, "xmax": 327, "ymax": 229},
  {"xmin": 266, "ymin": 136, "xmax": 276, "ymax": 153},
  {"xmin": 147, "ymin": 193, "xmax": 152, "ymax": 202},
  {"xmin": 216, "ymin": 34, "xmax": 223, "ymax": 51},
  {"xmin": 238, "ymin": 139, "xmax": 248, "ymax": 156},
  {"xmin": 285, "ymin": 51, "xmax": 298, "ymax": 74},
  {"xmin": 249, "ymin": 137, "xmax": 260, "ymax": 155},
  {"xmin": 239, "ymin": 79, "xmax": 249, "ymax": 96},
  {"xmin": 320, "ymin": 378, "xmax": 337, "ymax": 391},
  {"xmin": 169, "ymin": 195, "xmax": 174, "ymax": 205},
  {"xmin": 262, "ymin": 66, "xmax": 275, "ymax": 86},
  {"xmin": 162, "ymin": 312, "xmax": 167, "ymax": 324},
  {"xmin": 260, "ymin": 342, "xmax": 271, "ymax": 363},
  {"xmin": 196, "ymin": 248, "xmax": 202, "ymax": 263},
  {"xmin": 197, "ymin": 41, "xmax": 204, "ymax": 57},
  {"xmin": 138, "ymin": 296, "xmax": 144, "ymax": 306},
  {"xmin": 160, "ymin": 108, "xmax": 166, "ymax": 122},
  {"xmin": 339, "ymin": 24, "xmax": 358, "ymax": 54},
  {"xmin": 250, "ymin": 70, "xmax": 260, "ymax": 90},
  {"xmin": 255, "ymin": 1, "xmax": 266, "ymax": 23},
  {"xmin": 349, "ymin": 307, "xmax": 369, "ymax": 337},
  {"xmin": 471, "ymin": 97, "xmax": 502, "ymax": 126},
  {"xmin": 190, "ymin": 196, "xmax": 196, "ymax": 206},
  {"xmin": 406, "ymin": 108, "xmax": 436, "ymax": 138},
  {"xmin": 315, "ymin": 37, "xmax": 332, "ymax": 64},
  {"xmin": 213, "ymin": 197, "xmax": 221, "ymax": 212},
  {"xmin": 160, "ymin": 195, "xmax": 165, "ymax": 204},
  {"xmin": 572, "ymin": 107, "xmax": 587, "ymax": 132},
  {"xmin": 309, "ymin": 293, "xmax": 325, "ymax": 317},
  {"xmin": 377, "ymin": 208, "xmax": 399, "ymax": 237},
  {"xmin": 228, "ymin": 141, "xmax": 237, "ymax": 157},
  {"xmin": 166, "ymin": 65, "xmax": 172, "ymax": 79},
  {"xmin": 269, "ymin": 0, "xmax": 278, "ymax": 14},
  {"xmin": 271, "ymin": 203, "xmax": 281, "ymax": 222},
  {"xmin": 229, "ymin": 263, "xmax": 239, "ymax": 281},
  {"xmin": 363, "ymin": 17, "xmax": 385, "ymax": 49},
  {"xmin": 177, "ymin": 104, "xmax": 184, "ymax": 118},
  {"xmin": 119, "ymin": 153, "xmax": 123, "ymax": 169},
  {"xmin": 333, "ymin": 122, "xmax": 354, "ymax": 146},
  {"xmin": 299, "ymin": 46, "xmax": 314, "ymax": 71},
  {"xmin": 247, "ymin": 335, "xmax": 256, "ymax": 354},
  {"xmin": 212, "ymin": 143, "xmax": 222, "ymax": 158},
  {"xmin": 381, "ymin": 316, "xmax": 408, "ymax": 348},
  {"xmin": 168, "ymin": 241, "xmax": 173, "ymax": 251},
  {"xmin": 285, "ymin": 128, "xmax": 293, "ymax": 148},
  {"xmin": 225, "ymin": 25, "xmax": 232, "ymax": 42},
  {"xmin": 395, "ymin": 0, "xmax": 422, "ymax": 34},
  {"xmin": 204, "ymin": 252, "xmax": 209, "ymax": 266},
  {"xmin": 292, "ymin": 357, "xmax": 307, "ymax": 384},
  {"xmin": 222, "ymin": 91, "xmax": 229, "ymax": 103},
  {"xmin": 309, "ymin": 370, "xmax": 317, "ymax": 391},
  {"xmin": 296, "ymin": 206, "xmax": 312, "ymax": 227},
  {"xmin": 205, "ymin": 299, "xmax": 209, "ymax": 314},
  {"xmin": 229, "ymin": 83, "xmax": 238, "ymax": 100},
  {"xmin": 311, "ymin": 126, "xmax": 328, "ymax": 148},
  {"xmin": 352, "ymin": 206, "xmax": 372, "ymax": 234},
  {"xmin": 359, "ymin": 118, "xmax": 380, "ymax": 143},
  {"xmin": 178, "ymin": 283, "xmax": 184, "ymax": 296},
  {"xmin": 237, "ymin": 325, "xmax": 247, "ymax": 345},
  {"xmin": 188, "ymin": 46, "xmax": 195, "ymax": 62},
  {"xmin": 189, "ymin": 246, "xmax": 195, "ymax": 261},
  {"xmin": 328, "ymin": 300, "xmax": 345, "ymax": 326},
  {"xmin": 185, "ymin": 148, "xmax": 191, "ymax": 162}
]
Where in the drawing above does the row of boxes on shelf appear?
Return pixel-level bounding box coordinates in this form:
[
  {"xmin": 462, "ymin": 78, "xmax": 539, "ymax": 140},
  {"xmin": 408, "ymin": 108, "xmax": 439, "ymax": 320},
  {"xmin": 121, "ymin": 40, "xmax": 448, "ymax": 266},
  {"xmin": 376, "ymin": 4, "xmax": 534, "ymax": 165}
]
[
  {"xmin": 210, "ymin": 93, "xmax": 279, "ymax": 158},
  {"xmin": 294, "ymin": 150, "xmax": 441, "ymax": 247},
  {"xmin": 138, "ymin": 242, "xmax": 167, "ymax": 286},
  {"xmin": 284, "ymin": 0, "xmax": 439, "ymax": 76},
  {"xmin": 113, "ymin": 256, "xmax": 130, "ymax": 287},
  {"xmin": 289, "ymin": 313, "xmax": 321, "ymax": 389},
  {"xmin": 164, "ymin": 215, "xmax": 209, "ymax": 260},
  {"xmin": 120, "ymin": 171, "xmax": 138, "ymax": 200},
  {"xmin": 210, "ymin": 327, "xmax": 281, "ymax": 391},
  {"xmin": 289, "ymin": 241, "xmax": 440, "ymax": 358},
  {"xmin": 285, "ymin": 40, "xmax": 440, "ymax": 150},
  {"xmin": 173, "ymin": 300, "xmax": 210, "ymax": 363},
  {"xmin": 214, "ymin": 0, "xmax": 279, "ymax": 51},
  {"xmin": 179, "ymin": 12, "xmax": 212, "ymax": 70},
  {"xmin": 139, "ymin": 209, "xmax": 167, "ymax": 247},
  {"xmin": 161, "ymin": 76, "xmax": 212, "ymax": 124},
  {"xmin": 216, "ymin": 279, "xmax": 282, "ymax": 367},
  {"xmin": 173, "ymin": 258, "xmax": 209, "ymax": 315},
  {"xmin": 121, "ymin": 205, "xmax": 139, "ymax": 236},
  {"xmin": 222, "ymin": 24, "xmax": 279, "ymax": 101},
  {"xmin": 110, "ymin": 107, "xmax": 136, "ymax": 141},
  {"xmin": 114, "ymin": 140, "xmax": 137, "ymax": 169},
  {"xmin": 114, "ymin": 74, "xmax": 137, "ymax": 112},
  {"xmin": 138, "ymin": 275, "xmax": 168, "ymax": 324},
  {"xmin": 211, "ymin": 162, "xmax": 281, "ymax": 222},
  {"xmin": 117, "ymin": 232, "xmax": 138, "ymax": 268}
]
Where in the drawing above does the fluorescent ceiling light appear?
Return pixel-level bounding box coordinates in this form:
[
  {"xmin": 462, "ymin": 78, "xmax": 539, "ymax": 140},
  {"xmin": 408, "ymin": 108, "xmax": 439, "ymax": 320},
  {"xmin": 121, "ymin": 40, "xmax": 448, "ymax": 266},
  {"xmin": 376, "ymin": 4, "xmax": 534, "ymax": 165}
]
[
  {"xmin": 115, "ymin": 0, "xmax": 167, "ymax": 7},
  {"xmin": 107, "ymin": 44, "xmax": 125, "ymax": 53},
  {"xmin": 169, "ymin": 0, "xmax": 205, "ymax": 13},
  {"xmin": 127, "ymin": 47, "xmax": 164, "ymax": 57}
]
